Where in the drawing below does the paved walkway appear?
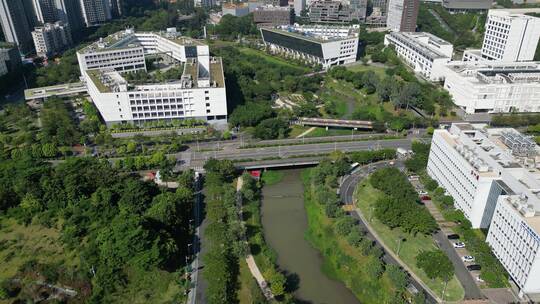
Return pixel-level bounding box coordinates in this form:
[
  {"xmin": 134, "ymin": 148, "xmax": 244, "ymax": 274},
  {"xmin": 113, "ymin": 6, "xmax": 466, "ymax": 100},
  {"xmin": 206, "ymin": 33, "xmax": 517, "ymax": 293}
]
[
  {"xmin": 296, "ymin": 126, "xmax": 316, "ymax": 138},
  {"xmin": 236, "ymin": 177, "xmax": 274, "ymax": 300}
]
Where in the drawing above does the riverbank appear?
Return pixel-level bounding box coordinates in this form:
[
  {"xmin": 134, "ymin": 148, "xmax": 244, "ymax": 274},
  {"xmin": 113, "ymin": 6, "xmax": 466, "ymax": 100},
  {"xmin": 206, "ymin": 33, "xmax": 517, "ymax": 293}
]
[
  {"xmin": 261, "ymin": 169, "xmax": 359, "ymax": 304},
  {"xmin": 301, "ymin": 165, "xmax": 409, "ymax": 304}
]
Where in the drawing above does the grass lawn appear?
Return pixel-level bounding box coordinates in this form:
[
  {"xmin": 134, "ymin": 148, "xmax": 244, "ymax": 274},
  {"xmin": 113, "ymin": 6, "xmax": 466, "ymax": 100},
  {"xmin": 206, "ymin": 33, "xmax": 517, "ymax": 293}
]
[
  {"xmin": 354, "ymin": 181, "xmax": 465, "ymax": 302},
  {"xmin": 288, "ymin": 125, "xmax": 311, "ymax": 138},
  {"xmin": 347, "ymin": 64, "xmax": 388, "ymax": 77},
  {"xmin": 238, "ymin": 48, "xmax": 310, "ymax": 72},
  {"xmin": 238, "ymin": 259, "xmax": 266, "ymax": 304},
  {"xmin": 306, "ymin": 127, "xmax": 352, "ymax": 138},
  {"xmin": 261, "ymin": 170, "xmax": 284, "ymax": 186},
  {"xmin": 0, "ymin": 217, "xmax": 79, "ymax": 282}
]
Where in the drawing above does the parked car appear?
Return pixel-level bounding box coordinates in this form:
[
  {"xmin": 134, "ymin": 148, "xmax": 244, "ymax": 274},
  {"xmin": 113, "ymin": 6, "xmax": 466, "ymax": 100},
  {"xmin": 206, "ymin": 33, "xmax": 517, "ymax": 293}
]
[
  {"xmin": 467, "ymin": 264, "xmax": 481, "ymax": 271},
  {"xmin": 453, "ymin": 242, "xmax": 466, "ymax": 248},
  {"xmin": 447, "ymin": 234, "xmax": 460, "ymax": 240},
  {"xmin": 475, "ymin": 276, "xmax": 485, "ymax": 283},
  {"xmin": 420, "ymin": 195, "xmax": 431, "ymax": 201},
  {"xmin": 418, "ymin": 190, "xmax": 428, "ymax": 196},
  {"xmin": 462, "ymin": 255, "xmax": 475, "ymax": 263}
]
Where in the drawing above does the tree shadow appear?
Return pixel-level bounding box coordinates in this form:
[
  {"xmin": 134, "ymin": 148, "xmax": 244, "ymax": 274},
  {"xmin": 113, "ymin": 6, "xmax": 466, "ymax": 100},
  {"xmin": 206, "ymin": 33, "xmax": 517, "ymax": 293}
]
[{"xmin": 283, "ymin": 270, "xmax": 301, "ymax": 293}]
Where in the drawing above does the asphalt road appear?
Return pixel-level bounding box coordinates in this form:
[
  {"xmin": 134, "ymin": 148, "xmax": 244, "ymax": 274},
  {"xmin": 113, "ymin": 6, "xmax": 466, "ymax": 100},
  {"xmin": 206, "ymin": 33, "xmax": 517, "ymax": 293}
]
[
  {"xmin": 340, "ymin": 163, "xmax": 486, "ymax": 303},
  {"xmin": 433, "ymin": 230, "xmax": 485, "ymax": 300},
  {"xmin": 184, "ymin": 138, "xmax": 413, "ymax": 162},
  {"xmin": 340, "ymin": 162, "xmax": 439, "ymax": 304}
]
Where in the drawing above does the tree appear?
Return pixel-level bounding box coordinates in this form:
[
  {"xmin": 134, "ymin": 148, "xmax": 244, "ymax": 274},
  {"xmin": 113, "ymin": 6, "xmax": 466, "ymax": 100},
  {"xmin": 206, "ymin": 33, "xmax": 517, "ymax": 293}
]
[
  {"xmin": 253, "ymin": 118, "xmax": 289, "ymax": 140},
  {"xmin": 334, "ymin": 216, "xmax": 356, "ymax": 236},
  {"xmin": 265, "ymin": 268, "xmax": 286, "ymax": 296},
  {"xmin": 228, "ymin": 102, "xmax": 274, "ymax": 127},
  {"xmin": 416, "ymin": 249, "xmax": 454, "ymax": 282},
  {"xmin": 386, "ymin": 264, "xmax": 408, "ymax": 291}
]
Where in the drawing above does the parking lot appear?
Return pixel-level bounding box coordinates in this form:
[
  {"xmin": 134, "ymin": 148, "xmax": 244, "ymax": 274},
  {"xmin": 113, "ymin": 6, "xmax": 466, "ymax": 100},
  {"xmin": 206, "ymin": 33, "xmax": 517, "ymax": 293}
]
[{"xmin": 408, "ymin": 176, "xmax": 486, "ymax": 298}]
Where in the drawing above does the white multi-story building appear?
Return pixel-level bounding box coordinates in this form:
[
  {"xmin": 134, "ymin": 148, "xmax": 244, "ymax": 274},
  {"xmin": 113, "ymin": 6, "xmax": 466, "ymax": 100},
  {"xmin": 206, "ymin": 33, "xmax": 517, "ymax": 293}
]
[
  {"xmin": 442, "ymin": 61, "xmax": 540, "ymax": 114},
  {"xmin": 428, "ymin": 123, "xmax": 540, "ymax": 297},
  {"xmin": 32, "ymin": 21, "xmax": 72, "ymax": 57},
  {"xmin": 487, "ymin": 195, "xmax": 540, "ymax": 298},
  {"xmin": 78, "ymin": 28, "xmax": 228, "ymax": 127},
  {"xmin": 463, "ymin": 9, "xmax": 540, "ymax": 63},
  {"xmin": 260, "ymin": 25, "xmax": 359, "ymax": 69},
  {"xmin": 384, "ymin": 32, "xmax": 453, "ymax": 81},
  {"xmin": 481, "ymin": 9, "xmax": 540, "ymax": 62}
]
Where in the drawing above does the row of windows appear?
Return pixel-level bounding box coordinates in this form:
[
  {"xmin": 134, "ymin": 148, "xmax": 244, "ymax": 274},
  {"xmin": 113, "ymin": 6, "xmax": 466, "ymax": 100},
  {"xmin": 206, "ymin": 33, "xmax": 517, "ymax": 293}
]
[
  {"xmin": 128, "ymin": 91, "xmax": 208, "ymax": 99},
  {"xmin": 129, "ymin": 98, "xmax": 200, "ymax": 105}
]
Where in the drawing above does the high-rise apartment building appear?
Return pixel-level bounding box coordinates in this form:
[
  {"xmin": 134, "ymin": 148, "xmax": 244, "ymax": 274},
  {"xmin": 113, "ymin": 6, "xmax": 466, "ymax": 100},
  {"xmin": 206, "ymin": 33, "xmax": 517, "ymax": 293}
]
[
  {"xmin": 32, "ymin": 22, "xmax": 72, "ymax": 57},
  {"xmin": 33, "ymin": 0, "xmax": 58, "ymax": 23},
  {"xmin": 480, "ymin": 9, "xmax": 540, "ymax": 62},
  {"xmin": 79, "ymin": 0, "xmax": 112, "ymax": 26},
  {"xmin": 309, "ymin": 0, "xmax": 351, "ymax": 23},
  {"xmin": 372, "ymin": 0, "xmax": 387, "ymax": 13},
  {"xmin": 386, "ymin": 0, "xmax": 419, "ymax": 32},
  {"xmin": 0, "ymin": 0, "xmax": 36, "ymax": 54},
  {"xmin": 350, "ymin": 0, "xmax": 367, "ymax": 21},
  {"xmin": 0, "ymin": 43, "xmax": 22, "ymax": 77},
  {"xmin": 55, "ymin": 0, "xmax": 84, "ymax": 33},
  {"xmin": 109, "ymin": 0, "xmax": 121, "ymax": 17},
  {"xmin": 294, "ymin": 0, "xmax": 306, "ymax": 16}
]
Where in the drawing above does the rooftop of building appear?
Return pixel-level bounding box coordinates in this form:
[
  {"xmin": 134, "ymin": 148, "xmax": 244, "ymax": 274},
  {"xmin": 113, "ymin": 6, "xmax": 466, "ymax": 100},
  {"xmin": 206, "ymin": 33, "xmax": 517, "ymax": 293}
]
[
  {"xmin": 437, "ymin": 123, "xmax": 540, "ymax": 217},
  {"xmin": 446, "ymin": 61, "xmax": 540, "ymax": 84},
  {"xmin": 386, "ymin": 31, "xmax": 452, "ymax": 59},
  {"xmin": 86, "ymin": 57, "xmax": 224, "ymax": 91},
  {"xmin": 222, "ymin": 2, "xmax": 249, "ymax": 9},
  {"xmin": 78, "ymin": 28, "xmax": 205, "ymax": 54},
  {"xmin": 489, "ymin": 8, "xmax": 540, "ymax": 17},
  {"xmin": 262, "ymin": 26, "xmax": 358, "ymax": 42}
]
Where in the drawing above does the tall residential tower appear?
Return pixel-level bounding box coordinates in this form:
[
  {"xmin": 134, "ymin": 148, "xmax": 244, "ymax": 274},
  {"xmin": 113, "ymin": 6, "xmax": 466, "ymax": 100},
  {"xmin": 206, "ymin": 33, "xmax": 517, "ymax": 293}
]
[
  {"xmin": 0, "ymin": 0, "xmax": 36, "ymax": 54},
  {"xmin": 386, "ymin": 0, "xmax": 419, "ymax": 32}
]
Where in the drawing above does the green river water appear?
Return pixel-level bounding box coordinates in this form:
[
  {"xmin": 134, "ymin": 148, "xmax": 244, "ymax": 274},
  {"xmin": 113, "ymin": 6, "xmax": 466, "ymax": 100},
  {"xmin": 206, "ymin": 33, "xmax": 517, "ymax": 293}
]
[{"xmin": 261, "ymin": 169, "xmax": 359, "ymax": 304}]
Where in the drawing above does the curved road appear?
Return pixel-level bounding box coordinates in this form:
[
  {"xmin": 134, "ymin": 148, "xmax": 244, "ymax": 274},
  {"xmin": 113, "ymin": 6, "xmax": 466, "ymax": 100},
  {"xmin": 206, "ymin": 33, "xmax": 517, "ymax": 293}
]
[
  {"xmin": 339, "ymin": 162, "xmax": 439, "ymax": 304},
  {"xmin": 340, "ymin": 163, "xmax": 485, "ymax": 303}
]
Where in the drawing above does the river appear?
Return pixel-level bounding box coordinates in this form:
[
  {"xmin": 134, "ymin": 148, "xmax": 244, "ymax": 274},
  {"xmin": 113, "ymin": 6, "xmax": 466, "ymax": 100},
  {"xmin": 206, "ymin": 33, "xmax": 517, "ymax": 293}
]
[{"xmin": 261, "ymin": 169, "xmax": 359, "ymax": 304}]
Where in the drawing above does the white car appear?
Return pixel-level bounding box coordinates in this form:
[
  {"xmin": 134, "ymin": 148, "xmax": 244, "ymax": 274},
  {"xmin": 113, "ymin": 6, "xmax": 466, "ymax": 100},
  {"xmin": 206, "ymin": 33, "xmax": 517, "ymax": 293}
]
[
  {"xmin": 475, "ymin": 276, "xmax": 485, "ymax": 283},
  {"xmin": 462, "ymin": 255, "xmax": 475, "ymax": 263},
  {"xmin": 453, "ymin": 242, "xmax": 466, "ymax": 248}
]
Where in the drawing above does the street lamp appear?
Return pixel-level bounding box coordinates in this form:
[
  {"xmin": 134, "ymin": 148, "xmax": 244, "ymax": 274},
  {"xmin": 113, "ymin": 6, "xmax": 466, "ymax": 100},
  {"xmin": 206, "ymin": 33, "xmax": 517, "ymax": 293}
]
[{"xmin": 396, "ymin": 235, "xmax": 405, "ymax": 257}]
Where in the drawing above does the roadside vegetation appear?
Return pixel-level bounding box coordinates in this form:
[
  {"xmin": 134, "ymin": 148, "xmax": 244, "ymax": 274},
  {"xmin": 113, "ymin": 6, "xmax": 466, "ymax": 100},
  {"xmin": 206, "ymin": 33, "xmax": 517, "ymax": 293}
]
[
  {"xmin": 355, "ymin": 169, "xmax": 464, "ymax": 301},
  {"xmin": 302, "ymin": 151, "xmax": 427, "ymax": 304}
]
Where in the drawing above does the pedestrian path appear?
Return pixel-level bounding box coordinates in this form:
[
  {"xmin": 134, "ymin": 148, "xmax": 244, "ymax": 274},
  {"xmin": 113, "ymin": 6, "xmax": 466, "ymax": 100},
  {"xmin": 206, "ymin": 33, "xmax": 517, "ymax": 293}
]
[
  {"xmin": 237, "ymin": 177, "xmax": 274, "ymax": 300},
  {"xmin": 296, "ymin": 126, "xmax": 316, "ymax": 138}
]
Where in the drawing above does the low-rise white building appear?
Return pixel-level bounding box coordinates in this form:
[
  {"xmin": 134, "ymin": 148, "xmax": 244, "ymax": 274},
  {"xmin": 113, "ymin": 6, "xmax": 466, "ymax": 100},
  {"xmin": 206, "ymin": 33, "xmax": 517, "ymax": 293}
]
[
  {"xmin": 384, "ymin": 32, "xmax": 453, "ymax": 81},
  {"xmin": 78, "ymin": 28, "xmax": 228, "ymax": 127},
  {"xmin": 427, "ymin": 123, "xmax": 540, "ymax": 298},
  {"xmin": 260, "ymin": 25, "xmax": 359, "ymax": 69},
  {"xmin": 442, "ymin": 61, "xmax": 540, "ymax": 114}
]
